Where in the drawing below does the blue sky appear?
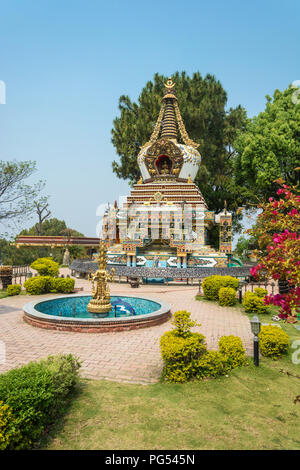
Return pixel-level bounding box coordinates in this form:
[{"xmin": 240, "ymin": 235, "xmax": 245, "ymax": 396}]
[{"xmin": 0, "ymin": 0, "xmax": 299, "ymax": 238}]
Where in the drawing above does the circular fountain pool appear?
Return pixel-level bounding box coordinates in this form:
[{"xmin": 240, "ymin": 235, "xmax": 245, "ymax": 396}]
[{"xmin": 23, "ymin": 294, "xmax": 171, "ymax": 332}]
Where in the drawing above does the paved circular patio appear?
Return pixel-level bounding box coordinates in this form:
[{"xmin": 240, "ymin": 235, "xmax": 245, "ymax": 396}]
[{"xmin": 0, "ymin": 276, "xmax": 253, "ymax": 384}]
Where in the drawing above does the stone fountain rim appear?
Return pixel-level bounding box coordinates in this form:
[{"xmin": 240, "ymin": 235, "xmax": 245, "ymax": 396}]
[{"xmin": 23, "ymin": 293, "xmax": 171, "ymax": 325}]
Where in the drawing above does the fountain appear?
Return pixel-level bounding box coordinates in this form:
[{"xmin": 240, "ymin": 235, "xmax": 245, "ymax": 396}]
[{"xmin": 23, "ymin": 241, "xmax": 171, "ymax": 332}]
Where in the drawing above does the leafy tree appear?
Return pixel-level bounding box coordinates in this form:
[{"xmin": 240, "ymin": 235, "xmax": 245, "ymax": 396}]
[
  {"xmin": 234, "ymin": 236, "xmax": 251, "ymax": 260},
  {"xmin": 0, "ymin": 219, "xmax": 86, "ymax": 265},
  {"xmin": 111, "ymin": 72, "xmax": 250, "ymax": 232},
  {"xmin": 0, "ymin": 160, "xmax": 44, "ymax": 230},
  {"xmin": 20, "ymin": 218, "xmax": 71, "ymax": 237},
  {"xmin": 233, "ymin": 86, "xmax": 300, "ymax": 200}
]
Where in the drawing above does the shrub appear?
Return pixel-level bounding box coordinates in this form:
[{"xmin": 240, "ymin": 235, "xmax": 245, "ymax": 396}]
[
  {"xmin": 195, "ymin": 351, "xmax": 231, "ymax": 379},
  {"xmin": 218, "ymin": 335, "xmax": 246, "ymax": 368},
  {"xmin": 161, "ymin": 310, "xmax": 206, "ymax": 383},
  {"xmin": 24, "ymin": 276, "xmax": 75, "ymax": 295},
  {"xmin": 160, "ymin": 310, "xmax": 247, "ymax": 383},
  {"xmin": 6, "ymin": 284, "xmax": 21, "ymax": 296},
  {"xmin": 218, "ymin": 287, "xmax": 236, "ymax": 306},
  {"xmin": 259, "ymin": 325, "xmax": 289, "ymax": 358},
  {"xmin": 202, "ymin": 275, "xmax": 239, "ymax": 301},
  {"xmin": 24, "ymin": 276, "xmax": 52, "ymax": 295},
  {"xmin": 0, "ymin": 354, "xmax": 81, "ymax": 449},
  {"xmin": 30, "ymin": 257, "xmax": 59, "ymax": 277},
  {"xmin": 170, "ymin": 310, "xmax": 199, "ymax": 338},
  {"xmin": 254, "ymin": 287, "xmax": 268, "ymax": 298},
  {"xmin": 0, "ymin": 401, "xmax": 21, "ymax": 450},
  {"xmin": 49, "ymin": 277, "xmax": 75, "ymax": 294},
  {"xmin": 242, "ymin": 291, "xmax": 269, "ymax": 314},
  {"xmin": 160, "ymin": 331, "xmax": 207, "ymax": 383}
]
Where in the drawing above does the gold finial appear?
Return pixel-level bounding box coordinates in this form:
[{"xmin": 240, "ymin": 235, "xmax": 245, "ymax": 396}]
[
  {"xmin": 165, "ymin": 78, "xmax": 175, "ymax": 89},
  {"xmin": 187, "ymin": 175, "xmax": 193, "ymax": 183},
  {"xmin": 137, "ymin": 177, "xmax": 143, "ymax": 185}
]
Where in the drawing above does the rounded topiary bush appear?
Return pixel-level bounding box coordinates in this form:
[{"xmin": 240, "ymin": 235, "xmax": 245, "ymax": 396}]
[
  {"xmin": 24, "ymin": 276, "xmax": 75, "ymax": 295},
  {"xmin": 202, "ymin": 275, "xmax": 239, "ymax": 301},
  {"xmin": 160, "ymin": 310, "xmax": 207, "ymax": 383},
  {"xmin": 49, "ymin": 277, "xmax": 75, "ymax": 293},
  {"xmin": 218, "ymin": 287, "xmax": 236, "ymax": 306},
  {"xmin": 242, "ymin": 292, "xmax": 269, "ymax": 314},
  {"xmin": 30, "ymin": 257, "xmax": 59, "ymax": 277},
  {"xmin": 6, "ymin": 284, "xmax": 21, "ymax": 296},
  {"xmin": 24, "ymin": 276, "xmax": 52, "ymax": 295},
  {"xmin": 254, "ymin": 287, "xmax": 268, "ymax": 298},
  {"xmin": 195, "ymin": 350, "xmax": 231, "ymax": 379},
  {"xmin": 259, "ymin": 325, "xmax": 289, "ymax": 358},
  {"xmin": 160, "ymin": 331, "xmax": 207, "ymax": 383},
  {"xmin": 218, "ymin": 335, "xmax": 246, "ymax": 368}
]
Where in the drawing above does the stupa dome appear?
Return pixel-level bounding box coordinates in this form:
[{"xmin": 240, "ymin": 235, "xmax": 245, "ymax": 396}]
[{"xmin": 138, "ymin": 142, "xmax": 201, "ymax": 182}]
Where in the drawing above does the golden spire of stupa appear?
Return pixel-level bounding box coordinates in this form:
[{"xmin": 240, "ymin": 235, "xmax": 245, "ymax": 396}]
[
  {"xmin": 145, "ymin": 78, "xmax": 199, "ymax": 149},
  {"xmin": 161, "ymin": 79, "xmax": 178, "ymax": 140}
]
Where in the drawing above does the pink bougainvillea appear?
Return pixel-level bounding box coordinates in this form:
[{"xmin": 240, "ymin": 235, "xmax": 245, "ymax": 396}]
[{"xmin": 248, "ymin": 181, "xmax": 300, "ymax": 318}]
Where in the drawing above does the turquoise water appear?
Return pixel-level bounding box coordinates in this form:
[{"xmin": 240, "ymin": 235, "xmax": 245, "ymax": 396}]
[{"xmin": 34, "ymin": 296, "xmax": 161, "ymax": 318}]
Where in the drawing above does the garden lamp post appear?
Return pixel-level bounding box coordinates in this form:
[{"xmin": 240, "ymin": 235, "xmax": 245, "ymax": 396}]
[
  {"xmin": 250, "ymin": 315, "xmax": 261, "ymax": 366},
  {"xmin": 238, "ymin": 280, "xmax": 244, "ymax": 304}
]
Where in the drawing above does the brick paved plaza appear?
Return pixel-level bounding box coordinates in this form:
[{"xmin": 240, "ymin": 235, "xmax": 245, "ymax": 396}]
[{"xmin": 0, "ymin": 273, "xmax": 253, "ymax": 384}]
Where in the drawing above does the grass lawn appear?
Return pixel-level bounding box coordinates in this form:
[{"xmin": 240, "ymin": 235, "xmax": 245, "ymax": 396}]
[
  {"xmin": 0, "ymin": 290, "xmax": 9, "ymax": 299},
  {"xmin": 42, "ymin": 335, "xmax": 300, "ymax": 450},
  {"xmin": 0, "ymin": 289, "xmax": 28, "ymax": 299}
]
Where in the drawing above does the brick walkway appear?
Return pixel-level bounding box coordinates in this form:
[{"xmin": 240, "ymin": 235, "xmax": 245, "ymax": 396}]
[{"xmin": 0, "ymin": 274, "xmax": 253, "ymax": 384}]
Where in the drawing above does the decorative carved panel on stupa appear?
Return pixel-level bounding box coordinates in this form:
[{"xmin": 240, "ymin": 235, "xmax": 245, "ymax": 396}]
[{"xmin": 144, "ymin": 138, "xmax": 184, "ymax": 181}]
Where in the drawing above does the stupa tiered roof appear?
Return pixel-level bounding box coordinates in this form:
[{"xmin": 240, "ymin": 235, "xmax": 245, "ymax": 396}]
[{"xmin": 125, "ymin": 182, "xmax": 207, "ymax": 209}]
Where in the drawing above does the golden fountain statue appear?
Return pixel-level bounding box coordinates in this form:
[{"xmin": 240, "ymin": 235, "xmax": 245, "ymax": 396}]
[{"xmin": 87, "ymin": 240, "xmax": 115, "ymax": 314}]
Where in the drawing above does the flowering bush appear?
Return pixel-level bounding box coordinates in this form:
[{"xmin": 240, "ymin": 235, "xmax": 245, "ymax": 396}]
[{"xmin": 249, "ymin": 181, "xmax": 300, "ymax": 319}]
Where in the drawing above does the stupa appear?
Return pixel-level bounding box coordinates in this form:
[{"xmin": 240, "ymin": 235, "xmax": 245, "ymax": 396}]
[{"xmin": 102, "ymin": 79, "xmax": 233, "ymax": 270}]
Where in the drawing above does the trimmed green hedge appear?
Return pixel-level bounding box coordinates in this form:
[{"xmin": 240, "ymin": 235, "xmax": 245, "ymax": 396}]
[
  {"xmin": 6, "ymin": 284, "xmax": 21, "ymax": 296},
  {"xmin": 0, "ymin": 354, "xmax": 80, "ymax": 449},
  {"xmin": 24, "ymin": 276, "xmax": 75, "ymax": 295},
  {"xmin": 218, "ymin": 287, "xmax": 237, "ymax": 306},
  {"xmin": 242, "ymin": 291, "xmax": 269, "ymax": 314},
  {"xmin": 202, "ymin": 275, "xmax": 239, "ymax": 301}
]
